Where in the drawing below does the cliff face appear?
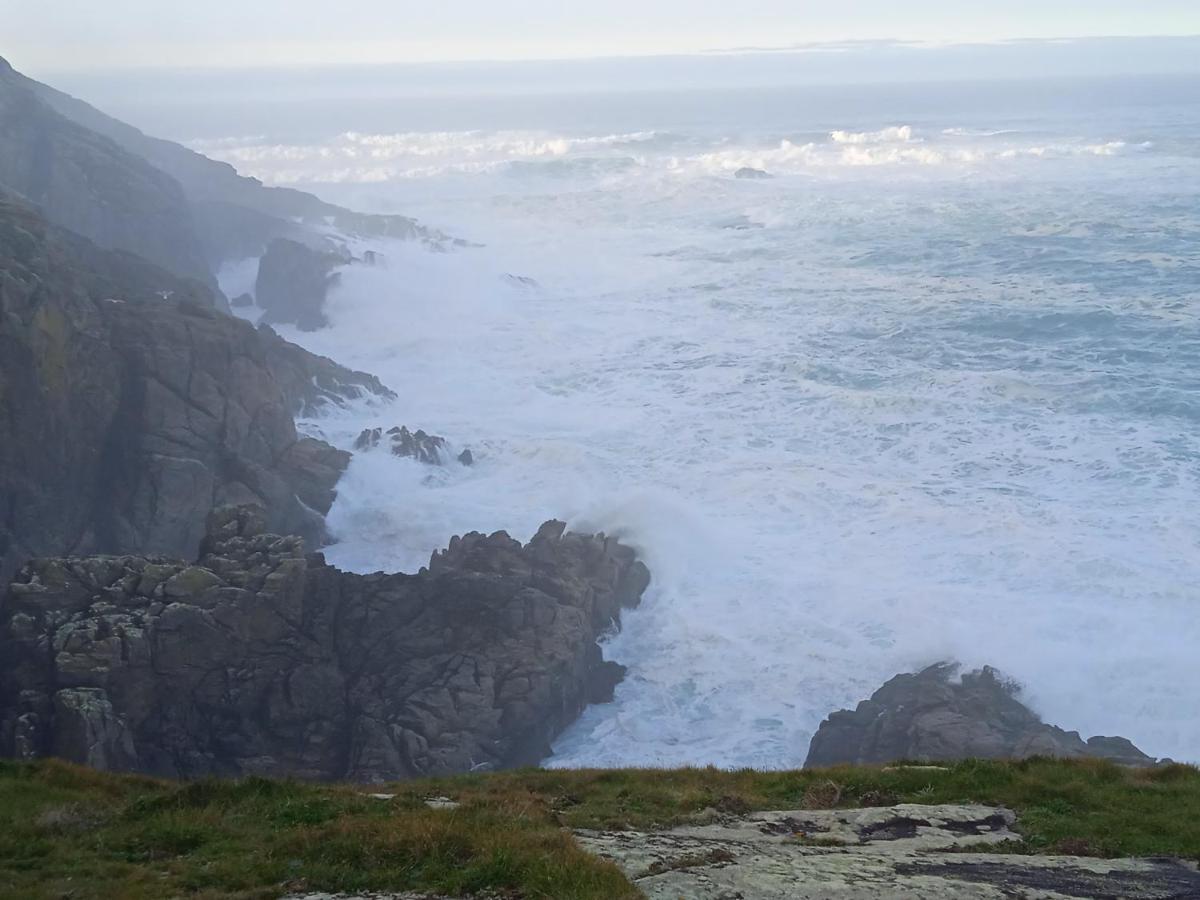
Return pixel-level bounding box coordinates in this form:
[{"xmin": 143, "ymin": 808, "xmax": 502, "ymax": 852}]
[
  {"xmin": 0, "ymin": 59, "xmax": 214, "ymax": 287},
  {"xmin": 0, "ymin": 506, "xmax": 650, "ymax": 780},
  {"xmin": 2, "ymin": 55, "xmax": 452, "ymax": 268},
  {"xmin": 0, "ymin": 197, "xmax": 391, "ymax": 584}
]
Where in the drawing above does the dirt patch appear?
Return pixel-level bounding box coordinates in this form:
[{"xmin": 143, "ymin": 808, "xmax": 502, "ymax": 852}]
[
  {"xmin": 643, "ymin": 847, "xmax": 737, "ymax": 877},
  {"xmin": 758, "ymin": 816, "xmax": 829, "ymax": 836}
]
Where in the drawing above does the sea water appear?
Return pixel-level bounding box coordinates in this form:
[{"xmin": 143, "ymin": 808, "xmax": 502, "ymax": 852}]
[{"xmin": 196, "ymin": 73, "xmax": 1200, "ymax": 766}]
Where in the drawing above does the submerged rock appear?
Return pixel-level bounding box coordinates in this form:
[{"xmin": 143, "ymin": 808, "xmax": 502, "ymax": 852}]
[
  {"xmin": 805, "ymin": 663, "xmax": 1156, "ymax": 768},
  {"xmin": 503, "ymin": 273, "xmax": 540, "ymax": 289},
  {"xmin": 0, "ymin": 505, "xmax": 650, "ymax": 781},
  {"xmin": 355, "ymin": 425, "xmax": 473, "ymax": 466},
  {"xmin": 734, "ymin": 166, "xmax": 773, "ymax": 180}
]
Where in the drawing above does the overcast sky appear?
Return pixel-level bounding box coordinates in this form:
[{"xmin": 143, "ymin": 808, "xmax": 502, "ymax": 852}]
[{"xmin": 5, "ymin": 1, "xmax": 1200, "ymax": 71}]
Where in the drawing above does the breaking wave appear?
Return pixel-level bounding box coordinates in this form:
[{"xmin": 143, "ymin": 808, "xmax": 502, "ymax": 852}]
[
  {"xmin": 830, "ymin": 124, "xmax": 916, "ymax": 144},
  {"xmin": 213, "ymin": 92, "xmax": 1200, "ymax": 767}
]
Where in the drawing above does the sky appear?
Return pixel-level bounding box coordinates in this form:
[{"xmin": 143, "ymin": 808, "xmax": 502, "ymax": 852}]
[{"xmin": 5, "ymin": 0, "xmax": 1200, "ymax": 71}]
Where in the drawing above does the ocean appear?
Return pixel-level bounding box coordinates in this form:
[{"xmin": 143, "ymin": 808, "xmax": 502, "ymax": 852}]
[{"xmin": 108, "ymin": 67, "xmax": 1200, "ymax": 766}]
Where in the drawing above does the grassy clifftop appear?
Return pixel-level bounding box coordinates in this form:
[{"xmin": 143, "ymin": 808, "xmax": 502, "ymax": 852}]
[{"xmin": 2, "ymin": 757, "xmax": 1198, "ymax": 899}]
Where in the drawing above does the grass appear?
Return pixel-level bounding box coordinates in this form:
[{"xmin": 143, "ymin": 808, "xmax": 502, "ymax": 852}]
[{"xmin": 1, "ymin": 756, "xmax": 1198, "ymax": 899}]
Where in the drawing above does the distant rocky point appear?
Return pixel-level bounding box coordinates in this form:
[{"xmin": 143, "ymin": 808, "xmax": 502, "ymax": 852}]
[
  {"xmin": 0, "ymin": 53, "xmax": 455, "ymax": 279},
  {"xmin": 806, "ymin": 663, "xmax": 1156, "ymax": 768}
]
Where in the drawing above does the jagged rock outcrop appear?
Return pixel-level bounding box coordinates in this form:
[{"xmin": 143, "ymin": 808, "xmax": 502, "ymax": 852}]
[
  {"xmin": 0, "ymin": 197, "xmax": 390, "ymax": 584},
  {"xmin": 0, "ymin": 506, "xmax": 651, "ymax": 781},
  {"xmin": 805, "ymin": 663, "xmax": 1156, "ymax": 768},
  {"xmin": 355, "ymin": 425, "xmax": 474, "ymax": 466},
  {"xmin": 0, "ymin": 57, "xmax": 214, "ymax": 288},
  {"xmin": 255, "ymin": 238, "xmax": 349, "ymax": 331}
]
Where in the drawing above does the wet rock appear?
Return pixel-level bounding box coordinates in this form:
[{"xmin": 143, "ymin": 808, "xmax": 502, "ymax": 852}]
[
  {"xmin": 806, "ymin": 663, "xmax": 1157, "ymax": 767},
  {"xmin": 355, "ymin": 426, "xmax": 472, "ymax": 467},
  {"xmin": 503, "ymin": 273, "xmax": 540, "ymax": 289},
  {"xmin": 735, "ymin": 167, "xmax": 773, "ymax": 180},
  {"xmin": 254, "ymin": 324, "xmax": 395, "ymax": 417},
  {"xmin": 1, "ymin": 505, "xmax": 651, "ymax": 780},
  {"xmin": 231, "ymin": 292, "xmax": 254, "ymax": 308},
  {"xmin": 255, "ymin": 238, "xmax": 348, "ymax": 332}
]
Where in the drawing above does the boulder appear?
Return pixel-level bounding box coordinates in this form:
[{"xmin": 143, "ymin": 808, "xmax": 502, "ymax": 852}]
[
  {"xmin": 805, "ymin": 663, "xmax": 1156, "ymax": 768},
  {"xmin": 231, "ymin": 292, "xmax": 254, "ymax": 308},
  {"xmin": 0, "ymin": 506, "xmax": 651, "ymax": 781},
  {"xmin": 255, "ymin": 238, "xmax": 348, "ymax": 331},
  {"xmin": 734, "ymin": 167, "xmax": 773, "ymax": 180}
]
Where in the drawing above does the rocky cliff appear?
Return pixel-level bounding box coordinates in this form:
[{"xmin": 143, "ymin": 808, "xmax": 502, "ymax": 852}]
[
  {"xmin": 0, "ymin": 197, "xmax": 391, "ymax": 584},
  {"xmin": 0, "ymin": 506, "xmax": 650, "ymax": 780},
  {"xmin": 806, "ymin": 663, "xmax": 1155, "ymax": 767},
  {"xmin": 0, "ymin": 57, "xmax": 214, "ymax": 287},
  {"xmin": 1, "ymin": 55, "xmax": 454, "ymax": 269}
]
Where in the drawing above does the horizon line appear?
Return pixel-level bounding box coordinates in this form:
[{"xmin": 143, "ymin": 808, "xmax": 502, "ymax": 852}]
[{"xmin": 14, "ymin": 32, "xmax": 1200, "ymax": 78}]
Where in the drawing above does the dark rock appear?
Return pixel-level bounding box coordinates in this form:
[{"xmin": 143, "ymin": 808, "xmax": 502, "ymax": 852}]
[
  {"xmin": 0, "ymin": 197, "xmax": 389, "ymax": 584},
  {"xmin": 734, "ymin": 167, "xmax": 773, "ymax": 180},
  {"xmin": 278, "ymin": 438, "xmax": 353, "ymax": 515},
  {"xmin": 255, "ymin": 238, "xmax": 348, "ymax": 331},
  {"xmin": 805, "ymin": 663, "xmax": 1156, "ymax": 768},
  {"xmin": 504, "ymin": 273, "xmax": 540, "ymax": 289},
  {"xmin": 254, "ymin": 324, "xmax": 395, "ymax": 418},
  {"xmin": 231, "ymin": 292, "xmax": 254, "ymax": 308},
  {"xmin": 355, "ymin": 425, "xmax": 471, "ymax": 466},
  {"xmin": 0, "ymin": 506, "xmax": 651, "ymax": 781}
]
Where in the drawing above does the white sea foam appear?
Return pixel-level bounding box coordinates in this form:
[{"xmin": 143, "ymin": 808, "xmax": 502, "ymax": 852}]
[
  {"xmin": 200, "ymin": 125, "xmax": 1166, "ymax": 186},
  {"xmin": 830, "ymin": 124, "xmax": 916, "ymax": 144},
  {"xmin": 222, "ymin": 105, "xmax": 1200, "ymax": 767}
]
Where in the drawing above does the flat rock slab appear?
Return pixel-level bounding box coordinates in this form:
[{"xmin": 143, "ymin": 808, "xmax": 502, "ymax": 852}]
[{"xmin": 575, "ymin": 804, "xmax": 1200, "ymax": 899}]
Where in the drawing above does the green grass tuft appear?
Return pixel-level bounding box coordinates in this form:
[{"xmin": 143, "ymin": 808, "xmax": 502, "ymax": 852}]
[{"xmin": 0, "ymin": 756, "xmax": 1197, "ymax": 899}]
